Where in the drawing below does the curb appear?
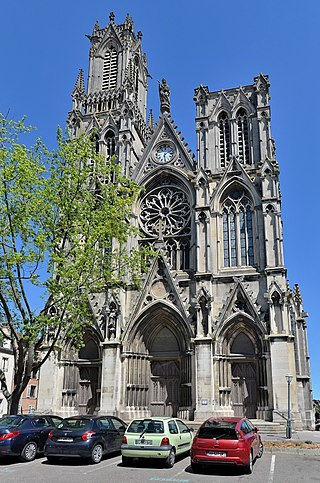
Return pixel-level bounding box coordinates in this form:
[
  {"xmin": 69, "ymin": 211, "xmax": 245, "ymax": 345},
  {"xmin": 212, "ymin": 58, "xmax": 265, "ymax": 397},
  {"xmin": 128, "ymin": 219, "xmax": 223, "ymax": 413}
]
[{"xmin": 264, "ymin": 447, "xmax": 320, "ymax": 456}]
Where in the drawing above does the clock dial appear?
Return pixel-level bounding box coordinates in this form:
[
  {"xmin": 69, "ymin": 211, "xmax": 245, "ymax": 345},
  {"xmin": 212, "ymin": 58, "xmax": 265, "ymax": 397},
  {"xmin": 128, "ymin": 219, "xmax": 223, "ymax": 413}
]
[{"xmin": 155, "ymin": 144, "xmax": 175, "ymax": 163}]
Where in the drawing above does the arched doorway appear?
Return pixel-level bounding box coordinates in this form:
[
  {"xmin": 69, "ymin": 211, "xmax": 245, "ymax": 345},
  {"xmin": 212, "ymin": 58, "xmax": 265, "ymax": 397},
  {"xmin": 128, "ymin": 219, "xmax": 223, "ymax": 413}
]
[
  {"xmin": 149, "ymin": 327, "xmax": 180, "ymax": 417},
  {"xmin": 77, "ymin": 335, "xmax": 101, "ymax": 415},
  {"xmin": 123, "ymin": 305, "xmax": 193, "ymax": 418},
  {"xmin": 230, "ymin": 332, "xmax": 257, "ymax": 418}
]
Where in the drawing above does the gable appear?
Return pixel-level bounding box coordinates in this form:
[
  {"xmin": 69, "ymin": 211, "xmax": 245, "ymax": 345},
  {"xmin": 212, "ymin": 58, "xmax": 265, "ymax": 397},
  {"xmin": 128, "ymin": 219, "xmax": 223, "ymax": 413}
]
[{"xmin": 132, "ymin": 114, "xmax": 195, "ymax": 183}]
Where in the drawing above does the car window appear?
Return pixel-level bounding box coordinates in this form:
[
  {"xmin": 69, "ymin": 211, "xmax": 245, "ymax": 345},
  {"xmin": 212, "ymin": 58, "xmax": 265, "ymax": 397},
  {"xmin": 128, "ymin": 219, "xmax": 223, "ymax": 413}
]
[
  {"xmin": 0, "ymin": 416, "xmax": 23, "ymax": 427},
  {"xmin": 98, "ymin": 418, "xmax": 111, "ymax": 429},
  {"xmin": 176, "ymin": 420, "xmax": 190, "ymax": 434},
  {"xmin": 245, "ymin": 420, "xmax": 254, "ymax": 432},
  {"xmin": 241, "ymin": 421, "xmax": 251, "ymax": 434},
  {"xmin": 32, "ymin": 417, "xmax": 49, "ymax": 428},
  {"xmin": 198, "ymin": 420, "xmax": 238, "ymax": 440},
  {"xmin": 168, "ymin": 420, "xmax": 178, "ymax": 434},
  {"xmin": 50, "ymin": 417, "xmax": 63, "ymax": 427},
  {"xmin": 126, "ymin": 419, "xmax": 164, "ymax": 434},
  {"xmin": 57, "ymin": 418, "xmax": 91, "ymax": 430},
  {"xmin": 110, "ymin": 417, "xmax": 126, "ymax": 431}
]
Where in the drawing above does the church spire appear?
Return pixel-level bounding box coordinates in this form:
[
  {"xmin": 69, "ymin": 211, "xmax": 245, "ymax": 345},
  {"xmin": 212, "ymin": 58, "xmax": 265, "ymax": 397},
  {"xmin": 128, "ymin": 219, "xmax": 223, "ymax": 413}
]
[
  {"xmin": 72, "ymin": 68, "xmax": 84, "ymax": 94},
  {"xmin": 147, "ymin": 109, "xmax": 154, "ymax": 129}
]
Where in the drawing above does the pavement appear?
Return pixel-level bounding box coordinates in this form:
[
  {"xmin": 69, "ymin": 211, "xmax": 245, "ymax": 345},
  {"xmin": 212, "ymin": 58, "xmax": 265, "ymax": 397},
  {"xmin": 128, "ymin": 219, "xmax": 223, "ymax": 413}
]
[
  {"xmin": 261, "ymin": 429, "xmax": 320, "ymax": 455},
  {"xmin": 262, "ymin": 429, "xmax": 320, "ymax": 443}
]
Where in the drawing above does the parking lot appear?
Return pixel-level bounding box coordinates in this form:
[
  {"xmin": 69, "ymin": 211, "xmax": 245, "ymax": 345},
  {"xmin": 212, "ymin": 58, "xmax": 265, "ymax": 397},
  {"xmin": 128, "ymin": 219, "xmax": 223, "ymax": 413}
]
[{"xmin": 0, "ymin": 451, "xmax": 319, "ymax": 483}]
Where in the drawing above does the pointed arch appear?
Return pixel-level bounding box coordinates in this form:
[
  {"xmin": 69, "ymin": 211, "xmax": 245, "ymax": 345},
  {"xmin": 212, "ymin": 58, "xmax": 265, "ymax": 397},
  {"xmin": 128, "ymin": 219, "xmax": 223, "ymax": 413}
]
[
  {"xmin": 236, "ymin": 107, "xmax": 250, "ymax": 164},
  {"xmin": 104, "ymin": 129, "xmax": 116, "ymax": 159},
  {"xmin": 122, "ymin": 303, "xmax": 193, "ymax": 416},
  {"xmin": 102, "ymin": 45, "xmax": 118, "ymax": 90},
  {"xmin": 218, "ymin": 111, "xmax": 231, "ymax": 168},
  {"xmin": 221, "ymin": 186, "xmax": 254, "ymax": 267}
]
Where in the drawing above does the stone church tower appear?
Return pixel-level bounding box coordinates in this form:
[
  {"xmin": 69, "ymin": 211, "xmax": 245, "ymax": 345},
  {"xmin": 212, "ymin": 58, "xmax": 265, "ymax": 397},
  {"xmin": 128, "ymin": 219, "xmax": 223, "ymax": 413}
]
[{"xmin": 38, "ymin": 13, "xmax": 313, "ymax": 428}]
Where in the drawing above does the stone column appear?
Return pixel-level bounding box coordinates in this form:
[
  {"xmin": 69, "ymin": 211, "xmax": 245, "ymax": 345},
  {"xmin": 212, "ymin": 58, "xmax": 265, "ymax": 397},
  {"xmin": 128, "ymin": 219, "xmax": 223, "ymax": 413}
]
[
  {"xmin": 194, "ymin": 339, "xmax": 214, "ymax": 420},
  {"xmin": 99, "ymin": 341, "xmax": 121, "ymax": 415},
  {"xmin": 269, "ymin": 336, "xmax": 302, "ymax": 429}
]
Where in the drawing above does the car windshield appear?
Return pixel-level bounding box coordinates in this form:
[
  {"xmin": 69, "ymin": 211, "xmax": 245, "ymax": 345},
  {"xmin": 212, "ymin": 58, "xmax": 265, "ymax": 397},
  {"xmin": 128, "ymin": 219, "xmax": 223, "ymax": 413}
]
[
  {"xmin": 198, "ymin": 420, "xmax": 238, "ymax": 440},
  {"xmin": 127, "ymin": 419, "xmax": 164, "ymax": 434},
  {"xmin": 0, "ymin": 416, "xmax": 23, "ymax": 427},
  {"xmin": 57, "ymin": 418, "xmax": 92, "ymax": 430}
]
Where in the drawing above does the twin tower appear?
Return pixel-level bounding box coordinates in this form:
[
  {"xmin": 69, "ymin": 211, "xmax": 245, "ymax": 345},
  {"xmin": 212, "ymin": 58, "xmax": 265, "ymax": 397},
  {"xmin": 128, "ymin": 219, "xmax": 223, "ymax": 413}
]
[{"xmin": 38, "ymin": 13, "xmax": 313, "ymax": 429}]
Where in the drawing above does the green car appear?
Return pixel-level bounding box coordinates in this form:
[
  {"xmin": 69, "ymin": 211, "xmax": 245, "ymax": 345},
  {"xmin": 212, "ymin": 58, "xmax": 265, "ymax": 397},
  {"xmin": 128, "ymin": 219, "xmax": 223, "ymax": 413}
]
[{"xmin": 121, "ymin": 417, "xmax": 194, "ymax": 468}]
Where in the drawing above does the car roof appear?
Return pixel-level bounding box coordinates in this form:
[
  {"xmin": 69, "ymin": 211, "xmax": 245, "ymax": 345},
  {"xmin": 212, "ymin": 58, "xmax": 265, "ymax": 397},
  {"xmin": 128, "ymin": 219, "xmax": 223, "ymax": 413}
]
[
  {"xmin": 204, "ymin": 417, "xmax": 244, "ymax": 423},
  {"xmin": 129, "ymin": 417, "xmax": 180, "ymax": 421},
  {"xmin": 62, "ymin": 415, "xmax": 120, "ymax": 420}
]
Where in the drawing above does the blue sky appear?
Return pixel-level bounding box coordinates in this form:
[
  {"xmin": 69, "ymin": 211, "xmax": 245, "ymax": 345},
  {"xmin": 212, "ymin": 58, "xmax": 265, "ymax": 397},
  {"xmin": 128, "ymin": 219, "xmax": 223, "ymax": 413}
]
[{"xmin": 1, "ymin": 0, "xmax": 319, "ymax": 398}]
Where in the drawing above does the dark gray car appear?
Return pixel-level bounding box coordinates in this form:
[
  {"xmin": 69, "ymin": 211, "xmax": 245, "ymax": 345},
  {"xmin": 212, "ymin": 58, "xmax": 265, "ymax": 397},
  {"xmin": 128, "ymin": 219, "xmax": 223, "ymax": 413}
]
[{"xmin": 44, "ymin": 415, "xmax": 127, "ymax": 464}]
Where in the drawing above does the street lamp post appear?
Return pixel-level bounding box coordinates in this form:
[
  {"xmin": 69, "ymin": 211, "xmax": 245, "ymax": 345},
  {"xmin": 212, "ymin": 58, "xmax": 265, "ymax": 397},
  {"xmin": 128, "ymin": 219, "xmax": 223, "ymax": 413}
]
[{"xmin": 285, "ymin": 374, "xmax": 293, "ymax": 439}]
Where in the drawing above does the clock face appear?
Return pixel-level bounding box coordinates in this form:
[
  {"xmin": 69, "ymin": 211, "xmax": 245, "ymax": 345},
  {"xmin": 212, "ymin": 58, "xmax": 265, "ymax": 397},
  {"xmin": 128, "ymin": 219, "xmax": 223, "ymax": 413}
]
[{"xmin": 155, "ymin": 144, "xmax": 175, "ymax": 163}]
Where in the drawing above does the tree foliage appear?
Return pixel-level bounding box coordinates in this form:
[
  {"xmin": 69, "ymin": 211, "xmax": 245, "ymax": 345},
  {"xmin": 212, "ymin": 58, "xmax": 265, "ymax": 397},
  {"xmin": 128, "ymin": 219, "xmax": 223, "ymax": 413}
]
[{"xmin": 0, "ymin": 114, "xmax": 149, "ymax": 412}]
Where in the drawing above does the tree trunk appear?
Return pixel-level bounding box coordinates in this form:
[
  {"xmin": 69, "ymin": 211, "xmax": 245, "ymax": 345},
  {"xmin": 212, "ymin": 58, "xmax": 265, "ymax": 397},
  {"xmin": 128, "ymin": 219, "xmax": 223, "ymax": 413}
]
[{"xmin": 8, "ymin": 391, "xmax": 22, "ymax": 415}]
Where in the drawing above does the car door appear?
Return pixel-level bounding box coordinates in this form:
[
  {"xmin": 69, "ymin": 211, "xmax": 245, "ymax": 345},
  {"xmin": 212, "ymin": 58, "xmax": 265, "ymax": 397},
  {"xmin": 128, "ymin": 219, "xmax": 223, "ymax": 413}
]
[
  {"xmin": 109, "ymin": 417, "xmax": 127, "ymax": 452},
  {"xmin": 97, "ymin": 418, "xmax": 115, "ymax": 453},
  {"xmin": 31, "ymin": 417, "xmax": 51, "ymax": 451},
  {"xmin": 240, "ymin": 420, "xmax": 258, "ymax": 457},
  {"xmin": 245, "ymin": 419, "xmax": 259, "ymax": 457},
  {"xmin": 176, "ymin": 420, "xmax": 193, "ymax": 455},
  {"xmin": 167, "ymin": 420, "xmax": 180, "ymax": 453}
]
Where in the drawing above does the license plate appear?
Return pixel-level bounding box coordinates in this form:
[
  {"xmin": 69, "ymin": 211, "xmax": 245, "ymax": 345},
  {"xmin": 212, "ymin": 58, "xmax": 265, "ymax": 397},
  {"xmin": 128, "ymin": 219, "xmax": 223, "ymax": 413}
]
[
  {"xmin": 207, "ymin": 451, "xmax": 227, "ymax": 457},
  {"xmin": 135, "ymin": 439, "xmax": 152, "ymax": 445},
  {"xmin": 57, "ymin": 438, "xmax": 73, "ymax": 442}
]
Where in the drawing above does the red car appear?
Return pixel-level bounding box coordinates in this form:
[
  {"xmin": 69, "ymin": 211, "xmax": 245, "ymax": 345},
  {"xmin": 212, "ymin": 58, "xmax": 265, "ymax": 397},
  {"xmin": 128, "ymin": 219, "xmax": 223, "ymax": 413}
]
[{"xmin": 191, "ymin": 417, "xmax": 263, "ymax": 474}]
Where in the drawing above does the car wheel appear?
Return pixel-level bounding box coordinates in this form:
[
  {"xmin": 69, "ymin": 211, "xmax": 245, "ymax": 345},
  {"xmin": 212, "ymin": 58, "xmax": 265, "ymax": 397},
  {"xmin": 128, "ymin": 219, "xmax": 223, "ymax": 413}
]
[
  {"xmin": 244, "ymin": 450, "xmax": 253, "ymax": 474},
  {"xmin": 20, "ymin": 441, "xmax": 38, "ymax": 462},
  {"xmin": 122, "ymin": 455, "xmax": 131, "ymax": 466},
  {"xmin": 257, "ymin": 441, "xmax": 264, "ymax": 458},
  {"xmin": 191, "ymin": 461, "xmax": 201, "ymax": 473},
  {"xmin": 164, "ymin": 449, "xmax": 175, "ymax": 468},
  {"xmin": 90, "ymin": 444, "xmax": 103, "ymax": 464}
]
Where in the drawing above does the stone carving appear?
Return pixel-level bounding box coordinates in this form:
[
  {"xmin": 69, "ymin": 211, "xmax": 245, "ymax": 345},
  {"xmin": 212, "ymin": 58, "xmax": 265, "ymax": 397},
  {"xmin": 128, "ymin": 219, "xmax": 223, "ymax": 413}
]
[
  {"xmin": 140, "ymin": 186, "xmax": 190, "ymax": 237},
  {"xmin": 158, "ymin": 78, "xmax": 171, "ymax": 114},
  {"xmin": 102, "ymin": 302, "xmax": 119, "ymax": 340}
]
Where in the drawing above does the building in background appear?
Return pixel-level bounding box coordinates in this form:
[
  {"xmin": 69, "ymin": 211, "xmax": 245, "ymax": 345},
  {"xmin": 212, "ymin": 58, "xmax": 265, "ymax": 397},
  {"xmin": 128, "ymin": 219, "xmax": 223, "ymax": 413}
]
[
  {"xmin": 20, "ymin": 370, "xmax": 39, "ymax": 414},
  {"xmin": 0, "ymin": 339, "xmax": 14, "ymax": 416},
  {"xmin": 37, "ymin": 13, "xmax": 313, "ymax": 429}
]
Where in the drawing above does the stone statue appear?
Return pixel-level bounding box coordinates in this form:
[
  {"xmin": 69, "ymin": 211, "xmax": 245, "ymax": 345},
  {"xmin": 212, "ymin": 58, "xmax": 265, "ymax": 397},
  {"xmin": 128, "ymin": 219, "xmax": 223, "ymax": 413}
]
[
  {"xmin": 107, "ymin": 306, "xmax": 117, "ymax": 340},
  {"xmin": 158, "ymin": 78, "xmax": 170, "ymax": 114}
]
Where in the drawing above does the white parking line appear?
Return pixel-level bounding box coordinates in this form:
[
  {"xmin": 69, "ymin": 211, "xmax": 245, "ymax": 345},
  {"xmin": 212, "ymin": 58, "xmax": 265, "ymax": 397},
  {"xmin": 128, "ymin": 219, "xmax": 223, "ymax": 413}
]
[
  {"xmin": 268, "ymin": 454, "xmax": 276, "ymax": 483},
  {"xmin": 83, "ymin": 458, "xmax": 121, "ymax": 474}
]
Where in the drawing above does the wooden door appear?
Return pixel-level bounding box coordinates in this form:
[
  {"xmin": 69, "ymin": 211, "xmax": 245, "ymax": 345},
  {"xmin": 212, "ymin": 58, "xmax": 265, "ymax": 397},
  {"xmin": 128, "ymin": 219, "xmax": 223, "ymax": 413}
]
[
  {"xmin": 231, "ymin": 363, "xmax": 257, "ymax": 418},
  {"xmin": 78, "ymin": 366, "xmax": 100, "ymax": 415},
  {"xmin": 150, "ymin": 361, "xmax": 180, "ymax": 417}
]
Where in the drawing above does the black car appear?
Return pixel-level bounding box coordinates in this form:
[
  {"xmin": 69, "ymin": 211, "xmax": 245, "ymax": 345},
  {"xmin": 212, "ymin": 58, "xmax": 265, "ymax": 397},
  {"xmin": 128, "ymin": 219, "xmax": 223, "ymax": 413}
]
[
  {"xmin": 44, "ymin": 415, "xmax": 127, "ymax": 464},
  {"xmin": 0, "ymin": 414, "xmax": 63, "ymax": 461}
]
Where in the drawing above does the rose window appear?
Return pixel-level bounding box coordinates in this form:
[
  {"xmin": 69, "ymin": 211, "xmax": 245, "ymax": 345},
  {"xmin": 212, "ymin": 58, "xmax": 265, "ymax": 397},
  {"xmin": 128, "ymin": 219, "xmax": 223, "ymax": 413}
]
[{"xmin": 140, "ymin": 186, "xmax": 190, "ymax": 237}]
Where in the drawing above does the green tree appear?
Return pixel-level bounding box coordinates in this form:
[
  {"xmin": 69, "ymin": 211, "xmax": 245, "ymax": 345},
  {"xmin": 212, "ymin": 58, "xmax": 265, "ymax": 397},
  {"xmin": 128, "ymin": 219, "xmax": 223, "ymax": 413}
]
[{"xmin": 0, "ymin": 114, "xmax": 148, "ymax": 414}]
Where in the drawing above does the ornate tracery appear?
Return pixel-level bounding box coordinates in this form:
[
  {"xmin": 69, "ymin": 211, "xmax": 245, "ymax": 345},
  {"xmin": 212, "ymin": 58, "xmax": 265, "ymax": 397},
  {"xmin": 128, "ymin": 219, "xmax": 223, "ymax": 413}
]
[
  {"xmin": 222, "ymin": 189, "xmax": 254, "ymax": 267},
  {"xmin": 139, "ymin": 182, "xmax": 191, "ymax": 270}
]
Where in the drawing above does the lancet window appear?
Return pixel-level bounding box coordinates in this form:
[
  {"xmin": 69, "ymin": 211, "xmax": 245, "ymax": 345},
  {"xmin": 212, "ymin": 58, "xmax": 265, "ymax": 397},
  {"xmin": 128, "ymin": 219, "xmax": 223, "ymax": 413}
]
[
  {"xmin": 236, "ymin": 108, "xmax": 250, "ymax": 164},
  {"xmin": 222, "ymin": 189, "xmax": 254, "ymax": 267},
  {"xmin": 218, "ymin": 111, "xmax": 231, "ymax": 168},
  {"xmin": 102, "ymin": 47, "xmax": 118, "ymax": 90}
]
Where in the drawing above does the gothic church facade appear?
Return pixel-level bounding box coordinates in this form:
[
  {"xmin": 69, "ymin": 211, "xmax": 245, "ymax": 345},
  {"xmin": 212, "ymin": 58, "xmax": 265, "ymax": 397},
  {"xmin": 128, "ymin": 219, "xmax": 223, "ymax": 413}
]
[{"xmin": 38, "ymin": 13, "xmax": 313, "ymax": 428}]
